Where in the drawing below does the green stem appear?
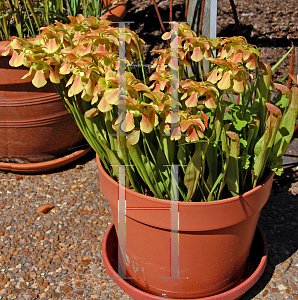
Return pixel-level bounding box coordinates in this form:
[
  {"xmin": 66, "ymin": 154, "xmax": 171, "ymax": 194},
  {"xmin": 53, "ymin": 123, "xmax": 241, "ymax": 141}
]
[
  {"xmin": 132, "ymin": 31, "xmax": 147, "ymax": 84},
  {"xmin": 272, "ymin": 46, "xmax": 294, "ymax": 71}
]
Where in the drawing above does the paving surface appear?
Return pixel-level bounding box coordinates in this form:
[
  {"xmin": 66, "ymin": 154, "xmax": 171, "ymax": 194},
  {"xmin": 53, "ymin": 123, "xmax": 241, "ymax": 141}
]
[{"xmin": 0, "ymin": 143, "xmax": 297, "ymax": 300}]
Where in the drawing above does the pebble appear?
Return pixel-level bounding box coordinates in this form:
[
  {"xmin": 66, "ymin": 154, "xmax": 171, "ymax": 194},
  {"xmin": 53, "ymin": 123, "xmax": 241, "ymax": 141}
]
[
  {"xmin": 278, "ymin": 284, "xmax": 287, "ymax": 290},
  {"xmin": 40, "ymin": 293, "xmax": 47, "ymax": 299},
  {"xmin": 73, "ymin": 280, "xmax": 85, "ymax": 289},
  {"xmin": 62, "ymin": 285, "xmax": 72, "ymax": 294}
]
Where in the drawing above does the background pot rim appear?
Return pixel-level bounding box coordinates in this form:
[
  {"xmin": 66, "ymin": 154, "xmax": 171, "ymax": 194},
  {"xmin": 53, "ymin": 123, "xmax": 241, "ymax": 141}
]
[{"xmin": 0, "ymin": 146, "xmax": 91, "ymax": 174}]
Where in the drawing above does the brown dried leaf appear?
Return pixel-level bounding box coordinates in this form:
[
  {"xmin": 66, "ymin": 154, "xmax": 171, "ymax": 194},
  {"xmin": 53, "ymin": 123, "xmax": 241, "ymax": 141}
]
[{"xmin": 37, "ymin": 205, "xmax": 55, "ymax": 214}]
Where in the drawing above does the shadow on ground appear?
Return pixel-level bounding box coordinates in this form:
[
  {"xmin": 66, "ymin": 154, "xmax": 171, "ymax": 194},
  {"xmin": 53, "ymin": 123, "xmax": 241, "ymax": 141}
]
[
  {"xmin": 124, "ymin": 1, "xmax": 186, "ymax": 63},
  {"xmin": 241, "ymin": 149, "xmax": 298, "ymax": 299}
]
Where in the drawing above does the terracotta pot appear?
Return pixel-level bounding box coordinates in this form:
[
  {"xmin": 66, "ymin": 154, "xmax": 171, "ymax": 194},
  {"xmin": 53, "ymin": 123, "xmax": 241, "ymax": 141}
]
[
  {"xmin": 97, "ymin": 155, "xmax": 274, "ymax": 299},
  {"xmin": 101, "ymin": 0, "xmax": 126, "ymax": 22},
  {"xmin": 0, "ymin": 41, "xmax": 87, "ymax": 165}
]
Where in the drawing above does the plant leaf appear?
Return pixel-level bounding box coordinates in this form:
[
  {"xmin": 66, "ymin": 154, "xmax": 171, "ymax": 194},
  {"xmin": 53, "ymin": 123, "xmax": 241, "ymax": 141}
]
[
  {"xmin": 104, "ymin": 88, "xmax": 119, "ymax": 105},
  {"xmin": 226, "ymin": 131, "xmax": 240, "ymax": 196},
  {"xmin": 184, "ymin": 143, "xmax": 206, "ymax": 201},
  {"xmin": 117, "ymin": 133, "xmax": 140, "ymax": 193},
  {"xmin": 140, "ymin": 108, "xmax": 157, "ymax": 133},
  {"xmin": 218, "ymin": 72, "xmax": 231, "ymax": 90},
  {"xmin": 268, "ymin": 86, "xmax": 298, "ymax": 162},
  {"xmin": 49, "ymin": 68, "xmax": 61, "ymax": 83},
  {"xmin": 68, "ymin": 76, "xmax": 84, "ymax": 97},
  {"xmin": 127, "ymin": 143, "xmax": 162, "ymax": 198},
  {"xmin": 98, "ymin": 137, "xmax": 121, "ymax": 178},
  {"xmin": 252, "ymin": 62, "xmax": 272, "ymax": 136},
  {"xmin": 32, "ymin": 70, "xmax": 47, "ymax": 88},
  {"xmin": 253, "ymin": 103, "xmax": 282, "ymax": 186},
  {"xmin": 48, "ymin": 39, "xmax": 60, "ymax": 53},
  {"xmin": 191, "ymin": 47, "xmax": 203, "ymax": 62}
]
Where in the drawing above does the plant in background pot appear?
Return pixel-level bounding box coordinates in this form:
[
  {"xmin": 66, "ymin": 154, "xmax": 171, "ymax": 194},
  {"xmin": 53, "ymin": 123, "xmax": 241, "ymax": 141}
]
[
  {"xmin": 0, "ymin": 0, "xmax": 125, "ymax": 173},
  {"xmin": 5, "ymin": 16, "xmax": 298, "ymax": 298}
]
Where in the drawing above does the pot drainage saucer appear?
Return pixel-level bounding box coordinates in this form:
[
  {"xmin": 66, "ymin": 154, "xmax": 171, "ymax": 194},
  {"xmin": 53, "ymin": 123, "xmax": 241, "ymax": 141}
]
[
  {"xmin": 103, "ymin": 222, "xmax": 268, "ymax": 300},
  {"xmin": 0, "ymin": 146, "xmax": 91, "ymax": 174}
]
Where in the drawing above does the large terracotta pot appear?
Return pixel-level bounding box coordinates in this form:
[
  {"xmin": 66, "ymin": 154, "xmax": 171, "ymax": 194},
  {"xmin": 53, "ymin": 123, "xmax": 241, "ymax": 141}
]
[
  {"xmin": 0, "ymin": 42, "xmax": 86, "ymax": 165},
  {"xmin": 97, "ymin": 155, "xmax": 274, "ymax": 299},
  {"xmin": 0, "ymin": 1, "xmax": 125, "ymax": 170}
]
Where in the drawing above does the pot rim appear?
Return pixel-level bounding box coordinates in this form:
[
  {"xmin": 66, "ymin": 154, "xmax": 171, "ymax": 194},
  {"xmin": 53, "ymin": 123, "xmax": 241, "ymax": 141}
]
[
  {"xmin": 96, "ymin": 154, "xmax": 274, "ymax": 206},
  {"xmin": 0, "ymin": 147, "xmax": 91, "ymax": 174}
]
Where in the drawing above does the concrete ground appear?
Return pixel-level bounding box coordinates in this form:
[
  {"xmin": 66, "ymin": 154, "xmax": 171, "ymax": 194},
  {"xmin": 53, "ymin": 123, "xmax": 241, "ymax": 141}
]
[{"xmin": 0, "ymin": 141, "xmax": 297, "ymax": 299}]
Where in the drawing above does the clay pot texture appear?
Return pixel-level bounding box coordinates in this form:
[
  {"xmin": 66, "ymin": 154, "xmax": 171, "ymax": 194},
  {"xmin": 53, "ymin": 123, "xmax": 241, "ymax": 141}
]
[
  {"xmin": 0, "ymin": 42, "xmax": 85, "ymax": 164},
  {"xmin": 103, "ymin": 223, "xmax": 268, "ymax": 300},
  {"xmin": 101, "ymin": 0, "xmax": 126, "ymax": 21},
  {"xmin": 97, "ymin": 155, "xmax": 274, "ymax": 299}
]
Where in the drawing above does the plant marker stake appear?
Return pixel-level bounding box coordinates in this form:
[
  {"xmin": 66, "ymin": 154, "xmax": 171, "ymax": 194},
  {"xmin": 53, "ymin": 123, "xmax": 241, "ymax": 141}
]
[
  {"xmin": 111, "ymin": 21, "xmax": 135, "ymax": 280},
  {"xmin": 152, "ymin": 0, "xmax": 167, "ymax": 33},
  {"xmin": 163, "ymin": 164, "xmax": 188, "ymax": 280},
  {"xmin": 111, "ymin": 164, "xmax": 134, "ymax": 280},
  {"xmin": 170, "ymin": 21, "xmax": 180, "ymax": 138},
  {"xmin": 185, "ymin": 0, "xmax": 190, "ymax": 20},
  {"xmin": 109, "ymin": 20, "xmax": 134, "ymax": 139},
  {"xmin": 170, "ymin": 0, "xmax": 173, "ymax": 23},
  {"xmin": 199, "ymin": 0, "xmax": 206, "ymax": 36},
  {"xmin": 229, "ymin": 0, "xmax": 241, "ymax": 35},
  {"xmin": 118, "ymin": 165, "xmax": 134, "ymax": 279},
  {"xmin": 152, "ymin": 0, "xmax": 170, "ymax": 46},
  {"xmin": 163, "ymin": 21, "xmax": 187, "ymax": 280},
  {"xmin": 118, "ymin": 164, "xmax": 127, "ymax": 279},
  {"xmin": 117, "ymin": 21, "xmax": 128, "ymax": 136},
  {"xmin": 198, "ymin": 0, "xmax": 206, "ymax": 80},
  {"xmin": 287, "ymin": 41, "xmax": 295, "ymax": 90}
]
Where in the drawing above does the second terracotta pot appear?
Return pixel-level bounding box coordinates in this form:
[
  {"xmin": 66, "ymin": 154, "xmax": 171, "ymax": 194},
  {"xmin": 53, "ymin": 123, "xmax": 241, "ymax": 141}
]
[
  {"xmin": 0, "ymin": 43, "xmax": 86, "ymax": 165},
  {"xmin": 0, "ymin": 0, "xmax": 125, "ymax": 167},
  {"xmin": 97, "ymin": 155, "xmax": 274, "ymax": 299}
]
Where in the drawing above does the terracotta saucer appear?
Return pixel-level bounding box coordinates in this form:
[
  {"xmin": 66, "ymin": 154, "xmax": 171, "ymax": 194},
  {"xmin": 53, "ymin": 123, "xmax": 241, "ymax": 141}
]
[
  {"xmin": 103, "ymin": 222, "xmax": 268, "ymax": 300},
  {"xmin": 0, "ymin": 146, "xmax": 91, "ymax": 174}
]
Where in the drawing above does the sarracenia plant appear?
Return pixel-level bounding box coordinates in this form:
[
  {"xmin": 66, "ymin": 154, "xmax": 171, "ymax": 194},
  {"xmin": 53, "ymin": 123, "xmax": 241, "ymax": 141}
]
[{"xmin": 4, "ymin": 16, "xmax": 298, "ymax": 201}]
